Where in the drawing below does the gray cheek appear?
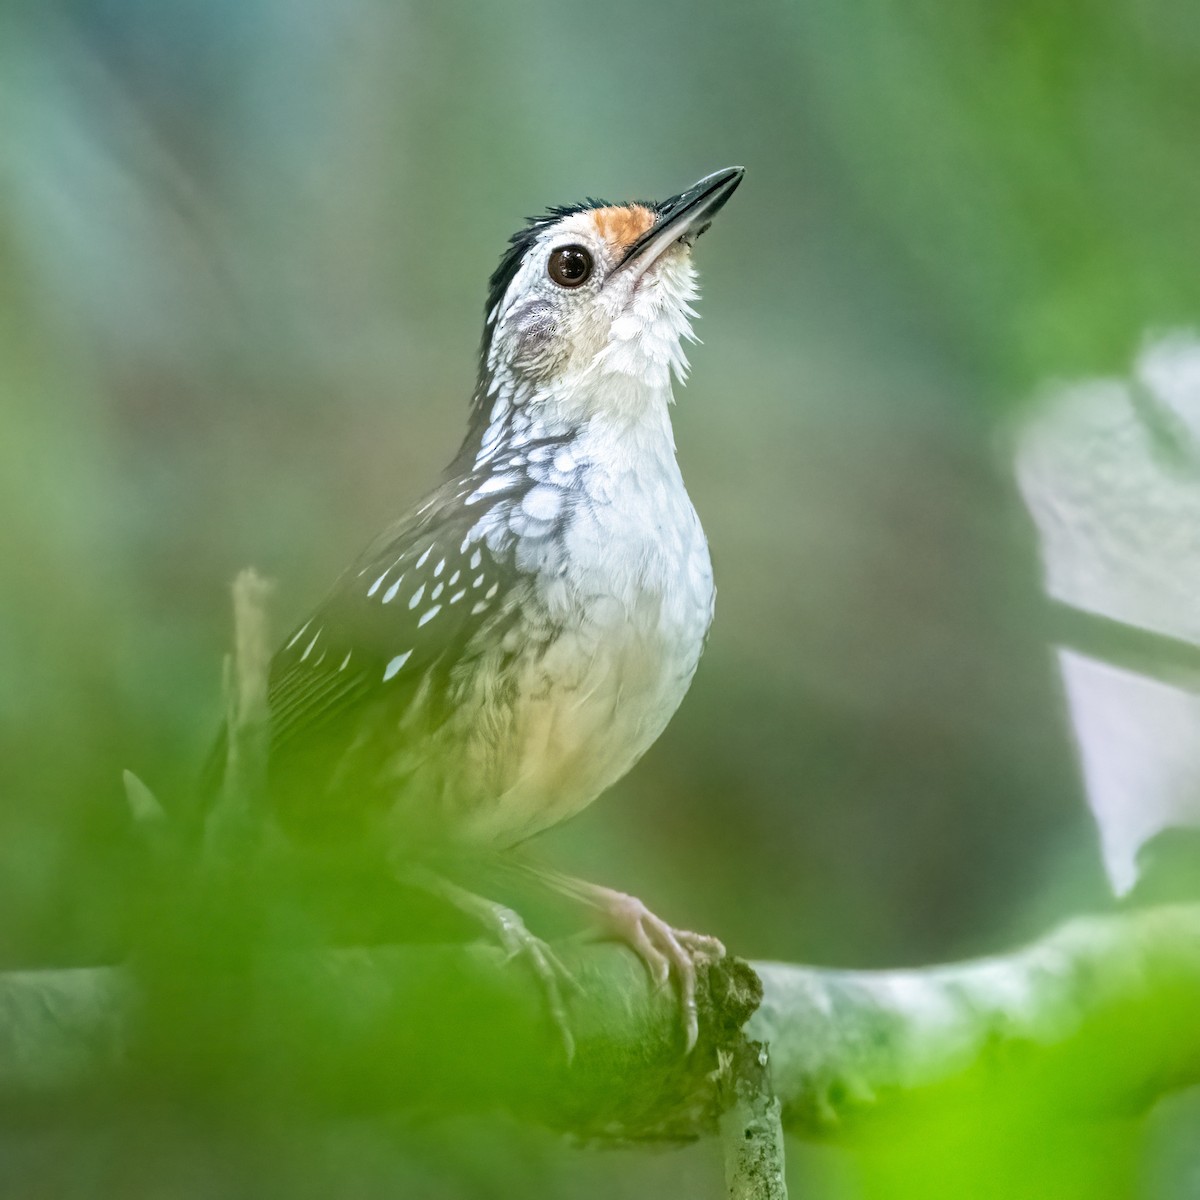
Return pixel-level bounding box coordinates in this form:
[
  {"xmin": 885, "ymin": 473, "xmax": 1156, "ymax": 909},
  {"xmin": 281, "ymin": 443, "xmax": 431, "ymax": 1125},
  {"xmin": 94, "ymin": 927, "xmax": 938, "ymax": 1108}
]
[{"xmin": 509, "ymin": 300, "xmax": 564, "ymax": 377}]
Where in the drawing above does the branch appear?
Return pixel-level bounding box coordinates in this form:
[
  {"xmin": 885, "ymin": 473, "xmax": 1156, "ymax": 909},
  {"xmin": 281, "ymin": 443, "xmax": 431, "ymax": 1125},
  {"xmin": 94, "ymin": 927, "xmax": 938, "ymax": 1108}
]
[
  {"xmin": 720, "ymin": 1038, "xmax": 789, "ymax": 1200},
  {"xmin": 0, "ymin": 905, "xmax": 1196, "ymax": 1141},
  {"xmin": 0, "ymin": 942, "xmax": 762, "ymax": 1139},
  {"xmin": 750, "ymin": 902, "xmax": 1200, "ymax": 1133}
]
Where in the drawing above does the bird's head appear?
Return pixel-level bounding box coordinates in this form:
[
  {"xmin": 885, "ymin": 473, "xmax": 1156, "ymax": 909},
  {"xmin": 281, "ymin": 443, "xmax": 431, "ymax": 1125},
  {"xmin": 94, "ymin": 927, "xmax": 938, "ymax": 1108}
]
[{"xmin": 477, "ymin": 167, "xmax": 743, "ymax": 422}]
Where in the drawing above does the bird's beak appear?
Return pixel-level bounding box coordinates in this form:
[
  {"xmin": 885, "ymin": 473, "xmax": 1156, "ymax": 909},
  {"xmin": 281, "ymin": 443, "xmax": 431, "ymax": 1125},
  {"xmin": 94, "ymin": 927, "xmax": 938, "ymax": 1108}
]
[{"xmin": 615, "ymin": 166, "xmax": 745, "ymax": 277}]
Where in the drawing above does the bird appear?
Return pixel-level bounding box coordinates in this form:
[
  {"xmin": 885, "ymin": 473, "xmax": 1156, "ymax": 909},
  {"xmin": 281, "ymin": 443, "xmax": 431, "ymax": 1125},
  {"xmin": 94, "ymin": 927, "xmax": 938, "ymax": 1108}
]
[{"xmin": 218, "ymin": 166, "xmax": 745, "ymax": 1055}]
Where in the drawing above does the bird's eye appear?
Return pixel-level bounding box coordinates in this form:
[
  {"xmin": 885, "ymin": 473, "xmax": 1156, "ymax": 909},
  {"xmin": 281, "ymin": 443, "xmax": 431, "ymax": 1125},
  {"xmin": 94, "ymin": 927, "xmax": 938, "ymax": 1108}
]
[{"xmin": 547, "ymin": 245, "xmax": 593, "ymax": 288}]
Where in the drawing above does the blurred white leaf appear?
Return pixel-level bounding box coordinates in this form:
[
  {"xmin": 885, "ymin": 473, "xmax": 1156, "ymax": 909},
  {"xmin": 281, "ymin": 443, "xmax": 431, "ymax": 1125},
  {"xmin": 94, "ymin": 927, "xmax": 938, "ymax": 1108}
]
[{"xmin": 1017, "ymin": 331, "xmax": 1200, "ymax": 894}]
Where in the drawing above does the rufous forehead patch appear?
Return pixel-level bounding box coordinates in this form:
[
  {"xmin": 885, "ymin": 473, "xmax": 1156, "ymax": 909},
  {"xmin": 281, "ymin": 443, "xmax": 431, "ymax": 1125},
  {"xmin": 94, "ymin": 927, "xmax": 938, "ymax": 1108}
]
[{"xmin": 589, "ymin": 204, "xmax": 656, "ymax": 252}]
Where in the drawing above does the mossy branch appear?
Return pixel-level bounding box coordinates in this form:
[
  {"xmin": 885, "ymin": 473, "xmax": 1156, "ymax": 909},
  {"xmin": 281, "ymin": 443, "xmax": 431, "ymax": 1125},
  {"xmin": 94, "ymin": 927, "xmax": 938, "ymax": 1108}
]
[{"xmin": 0, "ymin": 906, "xmax": 1197, "ymax": 1140}]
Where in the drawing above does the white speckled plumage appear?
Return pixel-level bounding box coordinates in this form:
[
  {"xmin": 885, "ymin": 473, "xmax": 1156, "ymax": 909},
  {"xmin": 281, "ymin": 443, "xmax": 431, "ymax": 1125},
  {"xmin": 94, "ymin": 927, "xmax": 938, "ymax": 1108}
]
[
  {"xmin": 260, "ymin": 170, "xmax": 742, "ymax": 862},
  {"xmin": 441, "ymin": 339, "xmax": 714, "ymax": 847}
]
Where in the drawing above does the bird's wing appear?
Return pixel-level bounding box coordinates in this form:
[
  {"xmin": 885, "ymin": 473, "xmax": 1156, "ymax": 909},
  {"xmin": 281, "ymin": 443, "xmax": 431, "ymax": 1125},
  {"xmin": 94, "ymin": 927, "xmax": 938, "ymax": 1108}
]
[
  {"xmin": 193, "ymin": 464, "xmax": 551, "ymax": 841},
  {"xmin": 269, "ymin": 499, "xmax": 526, "ymax": 761}
]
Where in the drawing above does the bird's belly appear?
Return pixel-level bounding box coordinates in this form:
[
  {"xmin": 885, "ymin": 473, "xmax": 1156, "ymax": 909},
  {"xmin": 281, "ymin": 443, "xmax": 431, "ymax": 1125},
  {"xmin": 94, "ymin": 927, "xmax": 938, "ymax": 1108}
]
[
  {"xmin": 378, "ymin": 455, "xmax": 715, "ymax": 851},
  {"xmin": 454, "ymin": 607, "xmax": 706, "ymax": 847},
  {"xmin": 450, "ymin": 481, "xmax": 714, "ymax": 847}
]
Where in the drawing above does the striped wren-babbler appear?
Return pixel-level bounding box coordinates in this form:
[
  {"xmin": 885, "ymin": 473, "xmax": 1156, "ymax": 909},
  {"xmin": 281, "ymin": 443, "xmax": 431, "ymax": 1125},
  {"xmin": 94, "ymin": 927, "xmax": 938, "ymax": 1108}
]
[{"xmin": 227, "ymin": 167, "xmax": 744, "ymax": 1054}]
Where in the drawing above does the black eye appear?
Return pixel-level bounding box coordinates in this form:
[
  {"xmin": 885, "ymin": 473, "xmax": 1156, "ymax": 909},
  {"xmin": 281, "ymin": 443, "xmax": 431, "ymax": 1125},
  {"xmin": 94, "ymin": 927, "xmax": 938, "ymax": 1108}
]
[{"xmin": 547, "ymin": 244, "xmax": 593, "ymax": 288}]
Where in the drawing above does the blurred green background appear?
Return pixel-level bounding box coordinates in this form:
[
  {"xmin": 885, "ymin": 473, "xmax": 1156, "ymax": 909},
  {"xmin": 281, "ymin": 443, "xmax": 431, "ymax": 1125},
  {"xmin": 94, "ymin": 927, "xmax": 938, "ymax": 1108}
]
[{"xmin": 1, "ymin": 0, "xmax": 1198, "ymax": 1195}]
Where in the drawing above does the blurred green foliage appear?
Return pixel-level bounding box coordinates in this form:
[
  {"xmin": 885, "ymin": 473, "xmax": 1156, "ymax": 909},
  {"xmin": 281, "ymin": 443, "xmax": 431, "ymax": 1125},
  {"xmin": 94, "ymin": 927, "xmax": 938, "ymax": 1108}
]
[{"xmin": 0, "ymin": 0, "xmax": 1197, "ymax": 1195}]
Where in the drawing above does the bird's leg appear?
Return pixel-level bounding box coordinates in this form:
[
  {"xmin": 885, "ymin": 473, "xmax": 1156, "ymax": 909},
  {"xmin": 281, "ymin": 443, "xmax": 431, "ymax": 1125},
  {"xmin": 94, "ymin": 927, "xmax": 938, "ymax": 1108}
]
[
  {"xmin": 394, "ymin": 862, "xmax": 580, "ymax": 1061},
  {"xmin": 503, "ymin": 860, "xmax": 724, "ymax": 1052}
]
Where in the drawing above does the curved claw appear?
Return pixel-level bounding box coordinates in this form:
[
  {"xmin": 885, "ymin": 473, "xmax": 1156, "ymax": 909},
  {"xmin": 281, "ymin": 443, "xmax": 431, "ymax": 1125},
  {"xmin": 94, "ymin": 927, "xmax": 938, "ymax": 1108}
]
[{"xmin": 589, "ymin": 890, "xmax": 725, "ymax": 1052}]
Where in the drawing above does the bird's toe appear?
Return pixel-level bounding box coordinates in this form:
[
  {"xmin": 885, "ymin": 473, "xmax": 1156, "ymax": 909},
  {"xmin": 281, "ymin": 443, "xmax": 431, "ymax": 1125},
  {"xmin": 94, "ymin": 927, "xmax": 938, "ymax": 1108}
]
[{"xmin": 588, "ymin": 888, "xmax": 722, "ymax": 1052}]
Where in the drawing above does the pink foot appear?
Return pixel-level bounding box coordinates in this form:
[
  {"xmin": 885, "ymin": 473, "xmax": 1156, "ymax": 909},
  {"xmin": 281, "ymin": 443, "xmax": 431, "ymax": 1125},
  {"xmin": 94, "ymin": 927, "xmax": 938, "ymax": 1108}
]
[{"xmin": 588, "ymin": 886, "xmax": 725, "ymax": 1052}]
